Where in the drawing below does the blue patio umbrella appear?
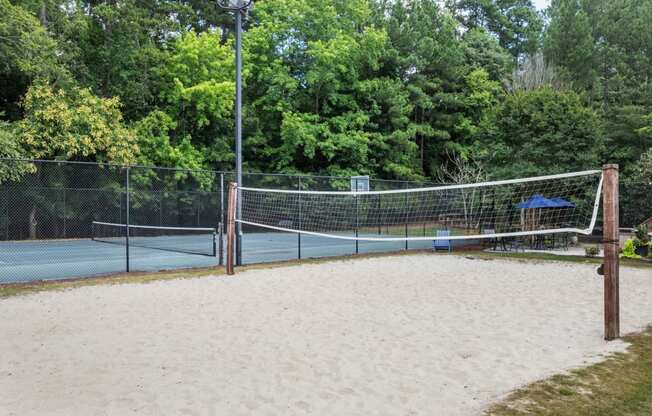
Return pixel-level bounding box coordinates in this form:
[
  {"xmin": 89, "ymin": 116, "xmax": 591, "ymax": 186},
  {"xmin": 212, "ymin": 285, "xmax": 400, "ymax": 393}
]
[
  {"xmin": 516, "ymin": 194, "xmax": 559, "ymax": 209},
  {"xmin": 517, "ymin": 194, "xmax": 571, "ymax": 246},
  {"xmin": 549, "ymin": 197, "xmax": 575, "ymax": 208}
]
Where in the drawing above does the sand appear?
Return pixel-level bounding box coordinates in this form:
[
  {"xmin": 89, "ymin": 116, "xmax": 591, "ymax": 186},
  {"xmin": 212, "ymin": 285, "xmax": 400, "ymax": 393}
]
[{"xmin": 1, "ymin": 254, "xmax": 651, "ymax": 415}]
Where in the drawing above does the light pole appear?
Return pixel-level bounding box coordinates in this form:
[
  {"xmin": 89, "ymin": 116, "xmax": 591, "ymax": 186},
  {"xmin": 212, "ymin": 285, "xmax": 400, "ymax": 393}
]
[{"xmin": 218, "ymin": 0, "xmax": 252, "ymax": 266}]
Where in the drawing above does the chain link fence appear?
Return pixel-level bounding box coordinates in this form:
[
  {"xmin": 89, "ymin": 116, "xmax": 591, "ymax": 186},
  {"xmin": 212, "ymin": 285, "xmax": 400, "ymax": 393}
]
[
  {"xmin": 620, "ymin": 181, "xmax": 652, "ymax": 229},
  {"xmin": 0, "ymin": 159, "xmax": 226, "ymax": 283},
  {"xmin": 1, "ymin": 158, "xmax": 650, "ymax": 284},
  {"xmin": 0, "ymin": 158, "xmax": 443, "ymax": 283}
]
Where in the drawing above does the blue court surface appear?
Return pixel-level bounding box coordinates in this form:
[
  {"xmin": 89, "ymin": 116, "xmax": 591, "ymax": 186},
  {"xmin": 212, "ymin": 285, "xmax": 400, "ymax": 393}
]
[{"xmin": 0, "ymin": 232, "xmax": 456, "ymax": 284}]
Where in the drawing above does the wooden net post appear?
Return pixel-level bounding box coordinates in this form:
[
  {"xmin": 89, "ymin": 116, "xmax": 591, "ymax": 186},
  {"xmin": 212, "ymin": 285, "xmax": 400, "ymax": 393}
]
[
  {"xmin": 602, "ymin": 164, "xmax": 619, "ymax": 340},
  {"xmin": 226, "ymin": 182, "xmax": 238, "ymax": 275}
]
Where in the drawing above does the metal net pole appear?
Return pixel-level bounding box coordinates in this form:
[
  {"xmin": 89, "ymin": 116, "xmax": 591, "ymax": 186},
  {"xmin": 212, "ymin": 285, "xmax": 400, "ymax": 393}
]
[
  {"xmin": 235, "ymin": 9, "xmax": 243, "ymax": 266},
  {"xmin": 298, "ymin": 176, "xmax": 302, "ymax": 259},
  {"xmin": 125, "ymin": 167, "xmax": 131, "ymax": 272}
]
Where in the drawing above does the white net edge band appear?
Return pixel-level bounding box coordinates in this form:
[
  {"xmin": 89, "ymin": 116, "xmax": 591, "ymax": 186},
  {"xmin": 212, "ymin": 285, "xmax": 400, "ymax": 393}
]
[
  {"xmin": 92, "ymin": 221, "xmax": 217, "ymax": 233},
  {"xmin": 238, "ymin": 169, "xmax": 602, "ymax": 196},
  {"xmin": 588, "ymin": 172, "xmax": 604, "ymax": 233},
  {"xmin": 236, "ymin": 220, "xmax": 595, "ymax": 241}
]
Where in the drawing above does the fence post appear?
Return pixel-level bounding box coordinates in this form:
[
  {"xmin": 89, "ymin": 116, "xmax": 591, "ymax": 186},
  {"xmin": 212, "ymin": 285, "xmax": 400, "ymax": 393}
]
[
  {"xmin": 196, "ymin": 193, "xmax": 201, "ymax": 227},
  {"xmin": 236, "ymin": 182, "xmax": 242, "ymax": 266},
  {"xmin": 219, "ymin": 173, "xmax": 224, "ymax": 265},
  {"xmin": 226, "ymin": 182, "xmax": 237, "ymax": 275},
  {"xmin": 125, "ymin": 167, "xmax": 131, "ymax": 273},
  {"xmin": 405, "ymin": 182, "xmax": 409, "ymax": 250},
  {"xmin": 2, "ymin": 184, "xmax": 7, "ymax": 241},
  {"xmin": 603, "ymin": 164, "xmax": 619, "ymax": 340},
  {"xmin": 377, "ymin": 194, "xmax": 381, "ymax": 235},
  {"xmin": 355, "ymin": 178, "xmax": 359, "ymax": 254},
  {"xmin": 62, "ymin": 188, "xmax": 66, "ymax": 238},
  {"xmin": 298, "ymin": 176, "xmax": 302, "ymax": 260}
]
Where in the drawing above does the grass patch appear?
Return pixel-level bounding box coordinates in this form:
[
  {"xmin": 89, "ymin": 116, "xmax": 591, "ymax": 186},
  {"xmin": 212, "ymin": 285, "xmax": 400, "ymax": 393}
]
[
  {"xmin": 486, "ymin": 327, "xmax": 652, "ymax": 415},
  {"xmin": 468, "ymin": 250, "xmax": 652, "ymax": 270}
]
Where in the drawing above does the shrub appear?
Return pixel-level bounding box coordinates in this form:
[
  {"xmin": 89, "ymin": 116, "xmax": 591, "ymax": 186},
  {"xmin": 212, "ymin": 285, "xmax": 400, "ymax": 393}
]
[
  {"xmin": 584, "ymin": 245, "xmax": 600, "ymax": 258},
  {"xmin": 634, "ymin": 224, "xmax": 650, "ymax": 247},
  {"xmin": 622, "ymin": 239, "xmax": 640, "ymax": 259}
]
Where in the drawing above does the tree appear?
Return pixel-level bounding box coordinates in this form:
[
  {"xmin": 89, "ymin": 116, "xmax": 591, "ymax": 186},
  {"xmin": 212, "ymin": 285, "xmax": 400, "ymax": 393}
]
[
  {"xmin": 633, "ymin": 148, "xmax": 652, "ymax": 183},
  {"xmin": 621, "ymin": 146, "xmax": 652, "ymax": 228},
  {"xmin": 0, "ymin": 0, "xmax": 69, "ymax": 119},
  {"xmin": 134, "ymin": 110, "xmax": 205, "ymax": 171},
  {"xmin": 448, "ymin": 0, "xmax": 543, "ymax": 58},
  {"xmin": 543, "ymin": 0, "xmax": 595, "ymax": 91},
  {"xmin": 509, "ymin": 52, "xmax": 565, "ymax": 92},
  {"xmin": 154, "ymin": 30, "xmax": 235, "ymax": 170},
  {"xmin": 0, "ymin": 120, "xmax": 33, "ymax": 182},
  {"xmin": 244, "ymin": 0, "xmax": 424, "ymax": 179},
  {"xmin": 634, "ymin": 114, "xmax": 652, "ymax": 180},
  {"xmin": 371, "ymin": 0, "xmax": 482, "ymax": 177},
  {"xmin": 451, "ymin": 68, "xmax": 503, "ymax": 156},
  {"xmin": 438, "ymin": 149, "xmax": 487, "ymax": 228},
  {"xmin": 543, "ymin": 0, "xmax": 652, "ymax": 177},
  {"xmin": 475, "ymin": 87, "xmax": 604, "ymax": 178},
  {"xmin": 9, "ymin": 80, "xmax": 138, "ymax": 239},
  {"xmin": 462, "ymin": 27, "xmax": 513, "ymax": 82},
  {"xmin": 15, "ymin": 81, "xmax": 137, "ymax": 164},
  {"xmin": 74, "ymin": 0, "xmax": 177, "ymax": 120}
]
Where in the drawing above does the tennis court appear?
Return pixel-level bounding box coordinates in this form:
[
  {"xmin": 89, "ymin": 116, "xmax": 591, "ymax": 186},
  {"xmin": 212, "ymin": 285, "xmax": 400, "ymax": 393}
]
[
  {"xmin": 0, "ymin": 231, "xmax": 441, "ymax": 283},
  {"xmin": 2, "ymin": 159, "xmax": 461, "ymax": 284}
]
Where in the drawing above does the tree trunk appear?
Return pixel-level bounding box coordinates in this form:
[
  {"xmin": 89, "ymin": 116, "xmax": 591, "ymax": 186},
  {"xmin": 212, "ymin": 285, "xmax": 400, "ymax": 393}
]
[
  {"xmin": 39, "ymin": 3, "xmax": 47, "ymax": 26},
  {"xmin": 420, "ymin": 134, "xmax": 424, "ymax": 173},
  {"xmin": 29, "ymin": 206, "xmax": 37, "ymax": 240}
]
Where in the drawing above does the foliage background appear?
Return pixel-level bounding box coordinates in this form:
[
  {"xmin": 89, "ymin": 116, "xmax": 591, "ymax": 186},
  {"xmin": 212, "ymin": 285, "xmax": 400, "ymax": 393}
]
[{"xmin": 1, "ymin": 0, "xmax": 651, "ymax": 188}]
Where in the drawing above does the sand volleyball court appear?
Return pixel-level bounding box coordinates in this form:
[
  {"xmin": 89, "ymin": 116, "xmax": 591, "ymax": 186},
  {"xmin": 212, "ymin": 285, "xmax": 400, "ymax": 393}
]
[{"xmin": 2, "ymin": 254, "xmax": 652, "ymax": 415}]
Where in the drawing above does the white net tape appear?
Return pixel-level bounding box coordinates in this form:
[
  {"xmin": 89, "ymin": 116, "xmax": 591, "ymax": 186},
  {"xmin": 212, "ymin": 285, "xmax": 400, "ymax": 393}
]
[{"xmin": 237, "ymin": 170, "xmax": 603, "ymax": 241}]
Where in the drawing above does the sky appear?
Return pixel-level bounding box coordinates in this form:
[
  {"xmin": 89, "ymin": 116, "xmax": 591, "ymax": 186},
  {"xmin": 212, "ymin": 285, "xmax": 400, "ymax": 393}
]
[{"xmin": 533, "ymin": 0, "xmax": 550, "ymax": 11}]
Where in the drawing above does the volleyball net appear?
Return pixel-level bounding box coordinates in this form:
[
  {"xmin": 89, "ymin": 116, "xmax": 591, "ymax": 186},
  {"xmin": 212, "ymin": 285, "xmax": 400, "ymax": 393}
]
[{"xmin": 234, "ymin": 170, "xmax": 603, "ymax": 241}]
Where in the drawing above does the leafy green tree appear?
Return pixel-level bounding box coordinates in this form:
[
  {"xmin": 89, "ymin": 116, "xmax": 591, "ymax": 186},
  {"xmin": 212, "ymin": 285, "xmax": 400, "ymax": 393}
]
[
  {"xmin": 621, "ymin": 145, "xmax": 652, "ymax": 227},
  {"xmin": 634, "ymin": 114, "xmax": 652, "ymax": 180},
  {"xmin": 134, "ymin": 110, "xmax": 205, "ymax": 171},
  {"xmin": 0, "ymin": 0, "xmax": 69, "ymax": 119},
  {"xmin": 0, "ymin": 121, "xmax": 22, "ymax": 158},
  {"xmin": 371, "ymin": 0, "xmax": 469, "ymax": 176},
  {"xmin": 152, "ymin": 30, "xmax": 235, "ymax": 169},
  {"xmin": 0, "ymin": 120, "xmax": 34, "ymax": 181},
  {"xmin": 450, "ymin": 68, "xmax": 503, "ymax": 156},
  {"xmin": 6, "ymin": 0, "xmax": 652, "ymax": 190},
  {"xmin": 543, "ymin": 0, "xmax": 595, "ymax": 91},
  {"xmin": 74, "ymin": 0, "xmax": 176, "ymax": 120},
  {"xmin": 461, "ymin": 27, "xmax": 513, "ymax": 82},
  {"xmin": 476, "ymin": 87, "xmax": 604, "ymax": 178},
  {"xmin": 603, "ymin": 105, "xmax": 652, "ymax": 177},
  {"xmin": 448, "ymin": 0, "xmax": 542, "ymax": 58},
  {"xmin": 633, "ymin": 148, "xmax": 652, "ymax": 183},
  {"xmin": 7, "ymin": 80, "xmax": 138, "ymax": 239},
  {"xmin": 245, "ymin": 0, "xmax": 423, "ymax": 179},
  {"xmin": 543, "ymin": 0, "xmax": 652, "ymax": 177},
  {"xmin": 15, "ymin": 81, "xmax": 137, "ymax": 164}
]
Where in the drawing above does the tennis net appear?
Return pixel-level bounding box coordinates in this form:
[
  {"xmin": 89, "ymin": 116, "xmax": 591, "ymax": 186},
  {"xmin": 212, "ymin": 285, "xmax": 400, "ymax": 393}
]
[{"xmin": 91, "ymin": 221, "xmax": 217, "ymax": 257}]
